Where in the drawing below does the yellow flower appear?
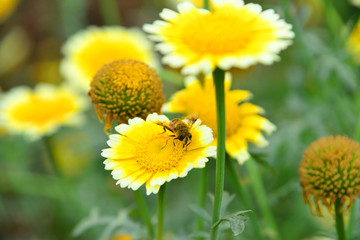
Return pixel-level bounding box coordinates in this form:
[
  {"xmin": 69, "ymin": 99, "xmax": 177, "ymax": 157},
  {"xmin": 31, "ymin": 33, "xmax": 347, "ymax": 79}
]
[
  {"xmin": 101, "ymin": 113, "xmax": 216, "ymax": 195},
  {"xmin": 350, "ymin": 0, "xmax": 360, "ymax": 7},
  {"xmin": 111, "ymin": 234, "xmax": 132, "ymax": 240},
  {"xmin": 299, "ymin": 136, "xmax": 360, "ymax": 216},
  {"xmin": 163, "ymin": 74, "xmax": 275, "ymax": 164},
  {"xmin": 143, "ymin": 0, "xmax": 294, "ymax": 75},
  {"xmin": 88, "ymin": 59, "xmax": 165, "ymax": 133},
  {"xmin": 60, "ymin": 26, "xmax": 158, "ymax": 91},
  {"xmin": 347, "ymin": 19, "xmax": 360, "ymax": 64},
  {"xmin": 0, "ymin": 84, "xmax": 87, "ymax": 140},
  {"xmin": 0, "ymin": 0, "xmax": 19, "ymax": 22}
]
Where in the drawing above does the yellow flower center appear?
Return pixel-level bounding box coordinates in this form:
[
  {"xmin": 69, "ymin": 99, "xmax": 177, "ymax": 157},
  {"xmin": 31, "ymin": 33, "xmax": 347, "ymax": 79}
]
[
  {"xmin": 136, "ymin": 134, "xmax": 185, "ymax": 172},
  {"xmin": 75, "ymin": 40, "xmax": 146, "ymax": 79},
  {"xmin": 8, "ymin": 94, "xmax": 77, "ymax": 125},
  {"xmin": 176, "ymin": 6, "xmax": 276, "ymax": 55}
]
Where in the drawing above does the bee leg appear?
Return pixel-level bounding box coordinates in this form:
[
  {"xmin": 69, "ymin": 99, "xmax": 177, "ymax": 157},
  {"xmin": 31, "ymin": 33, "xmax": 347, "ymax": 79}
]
[{"xmin": 161, "ymin": 138, "xmax": 168, "ymax": 149}]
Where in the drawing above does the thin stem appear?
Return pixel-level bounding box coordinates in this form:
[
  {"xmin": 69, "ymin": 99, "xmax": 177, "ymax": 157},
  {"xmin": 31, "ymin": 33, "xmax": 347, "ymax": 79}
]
[
  {"xmin": 245, "ymin": 159, "xmax": 281, "ymax": 240},
  {"xmin": 210, "ymin": 68, "xmax": 226, "ymax": 240},
  {"xmin": 134, "ymin": 190, "xmax": 154, "ymax": 238},
  {"xmin": 203, "ymin": 0, "xmax": 210, "ymax": 10},
  {"xmin": 156, "ymin": 184, "xmax": 166, "ymax": 240},
  {"xmin": 98, "ymin": 0, "xmax": 122, "ymax": 25},
  {"xmin": 226, "ymin": 155, "xmax": 263, "ymax": 240},
  {"xmin": 335, "ymin": 199, "xmax": 346, "ymax": 240},
  {"xmin": 196, "ymin": 167, "xmax": 208, "ymax": 239}
]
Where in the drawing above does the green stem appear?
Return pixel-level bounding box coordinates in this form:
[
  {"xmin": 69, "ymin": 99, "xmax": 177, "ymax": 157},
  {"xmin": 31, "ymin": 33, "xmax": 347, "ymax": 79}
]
[
  {"xmin": 203, "ymin": 0, "xmax": 210, "ymax": 10},
  {"xmin": 156, "ymin": 184, "xmax": 166, "ymax": 240},
  {"xmin": 134, "ymin": 190, "xmax": 154, "ymax": 238},
  {"xmin": 210, "ymin": 68, "xmax": 226, "ymax": 240},
  {"xmin": 335, "ymin": 199, "xmax": 346, "ymax": 240},
  {"xmin": 245, "ymin": 159, "xmax": 281, "ymax": 240},
  {"xmin": 196, "ymin": 167, "xmax": 208, "ymax": 239},
  {"xmin": 226, "ymin": 155, "xmax": 263, "ymax": 240},
  {"xmin": 98, "ymin": 0, "xmax": 122, "ymax": 25}
]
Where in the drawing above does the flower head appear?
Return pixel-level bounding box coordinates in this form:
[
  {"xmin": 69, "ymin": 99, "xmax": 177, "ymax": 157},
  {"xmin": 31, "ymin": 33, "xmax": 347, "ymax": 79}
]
[
  {"xmin": 163, "ymin": 74, "xmax": 275, "ymax": 164},
  {"xmin": 60, "ymin": 26, "xmax": 158, "ymax": 91},
  {"xmin": 346, "ymin": 19, "xmax": 360, "ymax": 64},
  {"xmin": 0, "ymin": 84, "xmax": 87, "ymax": 140},
  {"xmin": 299, "ymin": 136, "xmax": 360, "ymax": 216},
  {"xmin": 144, "ymin": 0, "xmax": 294, "ymax": 75},
  {"xmin": 88, "ymin": 59, "xmax": 165, "ymax": 133},
  {"xmin": 101, "ymin": 113, "xmax": 216, "ymax": 195}
]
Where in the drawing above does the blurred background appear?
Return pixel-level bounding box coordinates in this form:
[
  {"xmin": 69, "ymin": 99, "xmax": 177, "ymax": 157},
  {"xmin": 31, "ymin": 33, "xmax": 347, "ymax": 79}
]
[{"xmin": 0, "ymin": 0, "xmax": 359, "ymax": 239}]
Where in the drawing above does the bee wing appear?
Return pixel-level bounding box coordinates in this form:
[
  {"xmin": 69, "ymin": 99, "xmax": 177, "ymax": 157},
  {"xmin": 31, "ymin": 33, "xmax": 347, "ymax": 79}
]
[
  {"xmin": 151, "ymin": 119, "xmax": 174, "ymax": 133},
  {"xmin": 184, "ymin": 113, "xmax": 199, "ymax": 129}
]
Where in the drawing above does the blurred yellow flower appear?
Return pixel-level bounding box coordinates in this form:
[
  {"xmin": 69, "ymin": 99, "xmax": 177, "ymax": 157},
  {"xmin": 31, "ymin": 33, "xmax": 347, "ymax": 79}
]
[
  {"xmin": 111, "ymin": 235, "xmax": 132, "ymax": 240},
  {"xmin": 88, "ymin": 59, "xmax": 165, "ymax": 133},
  {"xmin": 144, "ymin": 0, "xmax": 294, "ymax": 75},
  {"xmin": 101, "ymin": 113, "xmax": 216, "ymax": 195},
  {"xmin": 60, "ymin": 26, "xmax": 158, "ymax": 91},
  {"xmin": 163, "ymin": 75, "xmax": 276, "ymax": 164},
  {"xmin": 350, "ymin": 0, "xmax": 360, "ymax": 7},
  {"xmin": 299, "ymin": 136, "xmax": 360, "ymax": 216},
  {"xmin": 0, "ymin": 84, "xmax": 87, "ymax": 140},
  {"xmin": 0, "ymin": 0, "xmax": 19, "ymax": 22},
  {"xmin": 347, "ymin": 19, "xmax": 360, "ymax": 64}
]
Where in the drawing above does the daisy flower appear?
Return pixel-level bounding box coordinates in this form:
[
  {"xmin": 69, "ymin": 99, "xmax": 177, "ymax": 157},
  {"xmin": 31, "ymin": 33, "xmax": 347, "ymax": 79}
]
[
  {"xmin": 60, "ymin": 26, "xmax": 158, "ymax": 91},
  {"xmin": 163, "ymin": 74, "xmax": 276, "ymax": 164},
  {"xmin": 101, "ymin": 113, "xmax": 216, "ymax": 195},
  {"xmin": 0, "ymin": 84, "xmax": 87, "ymax": 140},
  {"xmin": 144, "ymin": 0, "xmax": 294, "ymax": 75}
]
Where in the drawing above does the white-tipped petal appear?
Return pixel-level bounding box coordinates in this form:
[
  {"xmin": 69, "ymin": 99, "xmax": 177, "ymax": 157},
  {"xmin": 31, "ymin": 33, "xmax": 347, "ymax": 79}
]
[
  {"xmin": 180, "ymin": 163, "xmax": 193, "ymax": 178},
  {"xmin": 115, "ymin": 124, "xmax": 131, "ymax": 134},
  {"xmin": 177, "ymin": 1, "xmax": 196, "ymax": 14},
  {"xmin": 160, "ymin": 8, "xmax": 179, "ymax": 21},
  {"xmin": 262, "ymin": 120, "xmax": 277, "ymax": 135},
  {"xmin": 162, "ymin": 54, "xmax": 186, "ymax": 68}
]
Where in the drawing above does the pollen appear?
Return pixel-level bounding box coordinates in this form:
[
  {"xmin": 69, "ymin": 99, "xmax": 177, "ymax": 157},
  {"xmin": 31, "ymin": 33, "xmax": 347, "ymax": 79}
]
[
  {"xmin": 299, "ymin": 136, "xmax": 360, "ymax": 216},
  {"xmin": 178, "ymin": 6, "xmax": 276, "ymax": 55},
  {"xmin": 88, "ymin": 59, "xmax": 165, "ymax": 133},
  {"xmin": 136, "ymin": 135, "xmax": 185, "ymax": 172}
]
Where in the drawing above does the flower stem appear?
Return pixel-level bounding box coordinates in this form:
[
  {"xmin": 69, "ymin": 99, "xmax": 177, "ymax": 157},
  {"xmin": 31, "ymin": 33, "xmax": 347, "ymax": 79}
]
[
  {"xmin": 196, "ymin": 167, "xmax": 208, "ymax": 239},
  {"xmin": 210, "ymin": 68, "xmax": 226, "ymax": 240},
  {"xmin": 245, "ymin": 159, "xmax": 281, "ymax": 240},
  {"xmin": 156, "ymin": 183, "xmax": 166, "ymax": 240},
  {"xmin": 203, "ymin": 0, "xmax": 210, "ymax": 10},
  {"xmin": 226, "ymin": 154, "xmax": 263, "ymax": 240},
  {"xmin": 134, "ymin": 190, "xmax": 155, "ymax": 238},
  {"xmin": 335, "ymin": 198, "xmax": 346, "ymax": 240}
]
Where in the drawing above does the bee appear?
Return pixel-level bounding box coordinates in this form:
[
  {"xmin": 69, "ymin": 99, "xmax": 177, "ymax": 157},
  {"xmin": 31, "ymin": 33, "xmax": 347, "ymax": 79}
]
[{"xmin": 154, "ymin": 114, "xmax": 198, "ymax": 148}]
